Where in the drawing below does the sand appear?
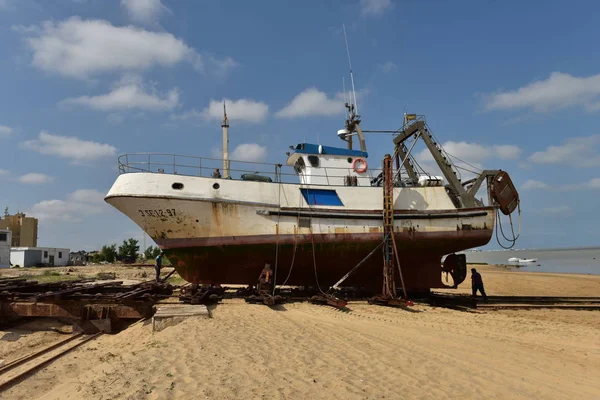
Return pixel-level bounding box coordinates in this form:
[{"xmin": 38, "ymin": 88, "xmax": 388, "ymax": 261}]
[{"xmin": 1, "ymin": 265, "xmax": 599, "ymax": 400}]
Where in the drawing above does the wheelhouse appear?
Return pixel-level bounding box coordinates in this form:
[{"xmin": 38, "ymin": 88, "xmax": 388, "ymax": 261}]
[{"xmin": 286, "ymin": 143, "xmax": 371, "ymax": 186}]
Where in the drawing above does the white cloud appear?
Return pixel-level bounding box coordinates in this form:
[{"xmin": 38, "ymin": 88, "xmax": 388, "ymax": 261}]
[
  {"xmin": 15, "ymin": 17, "xmax": 213, "ymax": 79},
  {"xmin": 209, "ymin": 56, "xmax": 239, "ymax": 76},
  {"xmin": 493, "ymin": 145, "xmax": 522, "ymax": 160},
  {"xmin": 586, "ymin": 178, "xmax": 600, "ymax": 189},
  {"xmin": 0, "ymin": 125, "xmax": 12, "ymax": 137},
  {"xmin": 175, "ymin": 98, "xmax": 269, "ymax": 124},
  {"xmin": 29, "ymin": 189, "xmax": 107, "ymax": 222},
  {"xmin": 417, "ymin": 141, "xmax": 522, "ymax": 168},
  {"xmin": 521, "ymin": 180, "xmax": 549, "ymax": 190},
  {"xmin": 484, "ymin": 72, "xmax": 600, "ymax": 113},
  {"xmin": 21, "ymin": 131, "xmax": 117, "ymax": 164},
  {"xmin": 121, "ymin": 0, "xmax": 170, "ymax": 24},
  {"xmin": 18, "ymin": 173, "xmax": 54, "ymax": 184},
  {"xmin": 230, "ymin": 143, "xmax": 267, "ymax": 162},
  {"xmin": 276, "ymin": 88, "xmax": 345, "ymax": 118},
  {"xmin": 361, "ymin": 0, "xmax": 393, "ymax": 16},
  {"xmin": 413, "ymin": 141, "xmax": 522, "ymax": 182},
  {"xmin": 537, "ymin": 206, "xmax": 573, "ymax": 215},
  {"xmin": 0, "ymin": 169, "xmax": 8, "ymax": 176},
  {"xmin": 521, "ymin": 178, "xmax": 600, "ymax": 191},
  {"xmin": 68, "ymin": 189, "xmax": 106, "ymax": 204},
  {"xmin": 379, "ymin": 61, "xmax": 397, "ymax": 73},
  {"xmin": 528, "ymin": 135, "xmax": 600, "ymax": 167},
  {"xmin": 61, "ymin": 75, "xmax": 179, "ymax": 112}
]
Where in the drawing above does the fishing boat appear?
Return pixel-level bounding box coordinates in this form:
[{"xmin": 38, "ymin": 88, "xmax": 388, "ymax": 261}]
[{"xmin": 105, "ymin": 102, "xmax": 521, "ymax": 293}]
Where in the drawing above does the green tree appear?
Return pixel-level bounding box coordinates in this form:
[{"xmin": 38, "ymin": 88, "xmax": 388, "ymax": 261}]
[
  {"xmin": 144, "ymin": 246, "xmax": 161, "ymax": 260},
  {"xmin": 91, "ymin": 252, "xmax": 104, "ymax": 263},
  {"xmin": 118, "ymin": 238, "xmax": 140, "ymax": 262},
  {"xmin": 101, "ymin": 244, "xmax": 117, "ymax": 263}
]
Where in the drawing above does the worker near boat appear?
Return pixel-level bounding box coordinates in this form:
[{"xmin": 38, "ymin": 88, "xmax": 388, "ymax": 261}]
[
  {"xmin": 471, "ymin": 268, "xmax": 488, "ymax": 301},
  {"xmin": 155, "ymin": 251, "xmax": 164, "ymax": 281}
]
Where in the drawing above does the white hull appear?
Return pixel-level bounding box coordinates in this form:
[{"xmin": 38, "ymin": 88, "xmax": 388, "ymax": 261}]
[{"xmin": 105, "ymin": 173, "xmax": 495, "ymax": 245}]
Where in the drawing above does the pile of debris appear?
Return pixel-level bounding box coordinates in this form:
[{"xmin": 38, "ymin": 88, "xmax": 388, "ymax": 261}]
[{"xmin": 0, "ymin": 277, "xmax": 173, "ymax": 333}]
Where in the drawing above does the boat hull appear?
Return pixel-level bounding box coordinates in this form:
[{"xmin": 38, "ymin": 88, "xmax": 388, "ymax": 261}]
[
  {"xmin": 105, "ymin": 173, "xmax": 495, "ymax": 291},
  {"xmin": 159, "ymin": 230, "xmax": 492, "ymax": 291}
]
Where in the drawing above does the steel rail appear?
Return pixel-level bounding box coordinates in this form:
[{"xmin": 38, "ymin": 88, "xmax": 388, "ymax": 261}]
[
  {"xmin": 0, "ymin": 333, "xmax": 84, "ymax": 375},
  {"xmin": 0, "ymin": 333, "xmax": 102, "ymax": 392}
]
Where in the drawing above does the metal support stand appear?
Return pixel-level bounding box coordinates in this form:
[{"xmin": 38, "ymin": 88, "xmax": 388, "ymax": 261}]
[
  {"xmin": 245, "ymin": 264, "xmax": 285, "ymax": 306},
  {"xmin": 179, "ymin": 284, "xmax": 224, "ymax": 304},
  {"xmin": 309, "ymin": 293, "xmax": 348, "ymax": 308},
  {"xmin": 369, "ymin": 154, "xmax": 412, "ymax": 307}
]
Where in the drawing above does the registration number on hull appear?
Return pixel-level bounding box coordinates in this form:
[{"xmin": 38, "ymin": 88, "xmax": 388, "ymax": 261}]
[{"xmin": 138, "ymin": 209, "xmax": 176, "ymax": 217}]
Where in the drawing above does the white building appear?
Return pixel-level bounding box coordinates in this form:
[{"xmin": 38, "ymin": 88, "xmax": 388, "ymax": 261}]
[
  {"xmin": 10, "ymin": 247, "xmax": 70, "ymax": 268},
  {"xmin": 0, "ymin": 230, "xmax": 11, "ymax": 268}
]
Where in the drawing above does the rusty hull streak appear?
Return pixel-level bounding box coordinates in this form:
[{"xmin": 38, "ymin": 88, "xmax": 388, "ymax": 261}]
[{"xmin": 163, "ymin": 229, "xmax": 493, "ymax": 291}]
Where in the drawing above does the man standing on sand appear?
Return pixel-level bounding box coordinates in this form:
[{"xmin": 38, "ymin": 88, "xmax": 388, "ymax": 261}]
[
  {"xmin": 155, "ymin": 252, "xmax": 163, "ymax": 282},
  {"xmin": 471, "ymin": 268, "xmax": 488, "ymax": 301}
]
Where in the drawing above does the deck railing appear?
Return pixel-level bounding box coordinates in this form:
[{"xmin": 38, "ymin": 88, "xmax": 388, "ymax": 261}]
[{"xmin": 117, "ymin": 153, "xmax": 380, "ymax": 186}]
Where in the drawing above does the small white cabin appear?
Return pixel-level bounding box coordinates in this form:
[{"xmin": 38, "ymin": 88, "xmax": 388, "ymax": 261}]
[
  {"xmin": 286, "ymin": 143, "xmax": 372, "ymax": 186},
  {"xmin": 0, "ymin": 230, "xmax": 11, "ymax": 268},
  {"xmin": 10, "ymin": 247, "xmax": 70, "ymax": 268}
]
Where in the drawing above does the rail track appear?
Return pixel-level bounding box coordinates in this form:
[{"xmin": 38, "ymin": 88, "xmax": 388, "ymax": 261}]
[
  {"xmin": 428, "ymin": 294, "xmax": 600, "ymax": 310},
  {"xmin": 0, "ymin": 332, "xmax": 103, "ymax": 392}
]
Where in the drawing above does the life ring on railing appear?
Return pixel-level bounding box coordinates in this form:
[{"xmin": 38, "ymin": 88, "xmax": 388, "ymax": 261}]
[{"xmin": 352, "ymin": 158, "xmax": 368, "ymax": 173}]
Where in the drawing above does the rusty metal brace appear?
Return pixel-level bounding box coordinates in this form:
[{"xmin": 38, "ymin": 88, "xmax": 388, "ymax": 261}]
[
  {"xmin": 309, "ymin": 293, "xmax": 348, "ymax": 308},
  {"xmin": 245, "ymin": 290, "xmax": 285, "ymax": 306}
]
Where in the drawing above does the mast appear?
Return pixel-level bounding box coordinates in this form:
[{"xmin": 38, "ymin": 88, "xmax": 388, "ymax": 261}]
[
  {"xmin": 338, "ymin": 24, "xmax": 367, "ymax": 153},
  {"xmin": 222, "ymin": 101, "xmax": 230, "ymax": 179}
]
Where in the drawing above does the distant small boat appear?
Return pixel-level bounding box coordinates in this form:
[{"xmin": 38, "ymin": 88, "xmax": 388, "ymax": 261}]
[
  {"xmin": 519, "ymin": 258, "xmax": 537, "ymax": 263},
  {"xmin": 508, "ymin": 257, "xmax": 537, "ymax": 263}
]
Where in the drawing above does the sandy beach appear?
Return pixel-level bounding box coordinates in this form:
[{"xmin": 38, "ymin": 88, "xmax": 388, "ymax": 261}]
[{"xmin": 1, "ymin": 264, "xmax": 599, "ymax": 399}]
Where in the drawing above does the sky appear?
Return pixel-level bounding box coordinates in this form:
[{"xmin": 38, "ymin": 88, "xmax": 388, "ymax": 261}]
[{"xmin": 1, "ymin": 0, "xmax": 600, "ymax": 251}]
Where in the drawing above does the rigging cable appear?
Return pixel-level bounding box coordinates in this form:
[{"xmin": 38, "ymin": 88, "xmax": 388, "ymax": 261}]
[
  {"xmin": 280, "ymin": 188, "xmax": 303, "ymax": 287},
  {"xmin": 495, "ymin": 202, "xmax": 522, "ymax": 249},
  {"xmin": 272, "ymin": 178, "xmax": 282, "ymax": 295},
  {"xmin": 309, "ymin": 224, "xmax": 327, "ymax": 295},
  {"xmin": 447, "ymin": 154, "xmax": 483, "ymax": 174},
  {"xmin": 296, "ymin": 168, "xmax": 328, "ymax": 294}
]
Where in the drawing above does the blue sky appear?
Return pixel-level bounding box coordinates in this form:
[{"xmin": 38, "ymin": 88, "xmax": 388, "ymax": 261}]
[{"xmin": 1, "ymin": 0, "xmax": 599, "ymax": 251}]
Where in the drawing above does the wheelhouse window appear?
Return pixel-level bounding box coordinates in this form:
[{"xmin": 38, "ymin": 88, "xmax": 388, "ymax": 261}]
[
  {"xmin": 307, "ymin": 155, "xmax": 320, "ymax": 168},
  {"xmin": 0, "ymin": 233, "xmax": 6, "ymax": 242},
  {"xmin": 294, "ymin": 157, "xmax": 306, "ymax": 174}
]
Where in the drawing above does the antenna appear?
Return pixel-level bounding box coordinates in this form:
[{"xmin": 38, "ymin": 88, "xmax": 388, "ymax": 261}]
[
  {"xmin": 342, "ymin": 77, "xmax": 347, "ymax": 114},
  {"xmin": 343, "ymin": 24, "xmax": 358, "ymax": 115}
]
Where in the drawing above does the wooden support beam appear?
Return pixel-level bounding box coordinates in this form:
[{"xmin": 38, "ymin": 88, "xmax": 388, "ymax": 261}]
[{"xmin": 1, "ymin": 301, "xmax": 153, "ymax": 320}]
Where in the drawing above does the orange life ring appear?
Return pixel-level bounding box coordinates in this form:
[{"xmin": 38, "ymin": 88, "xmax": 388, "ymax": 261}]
[{"xmin": 352, "ymin": 158, "xmax": 368, "ymax": 173}]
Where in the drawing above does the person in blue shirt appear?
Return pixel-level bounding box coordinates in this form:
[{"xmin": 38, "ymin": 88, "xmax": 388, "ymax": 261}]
[
  {"xmin": 155, "ymin": 252, "xmax": 163, "ymax": 281},
  {"xmin": 471, "ymin": 268, "xmax": 488, "ymax": 301}
]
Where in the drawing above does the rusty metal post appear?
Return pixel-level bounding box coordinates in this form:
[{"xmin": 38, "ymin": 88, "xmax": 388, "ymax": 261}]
[{"xmin": 382, "ymin": 154, "xmax": 396, "ymax": 297}]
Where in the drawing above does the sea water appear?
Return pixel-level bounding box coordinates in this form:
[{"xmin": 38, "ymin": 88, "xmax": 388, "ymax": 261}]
[{"xmin": 464, "ymin": 247, "xmax": 600, "ymax": 275}]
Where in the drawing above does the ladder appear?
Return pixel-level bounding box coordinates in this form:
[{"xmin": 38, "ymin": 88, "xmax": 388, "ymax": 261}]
[
  {"xmin": 382, "ymin": 154, "xmax": 396, "ymax": 298},
  {"xmin": 369, "ymin": 155, "xmax": 411, "ymax": 306}
]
